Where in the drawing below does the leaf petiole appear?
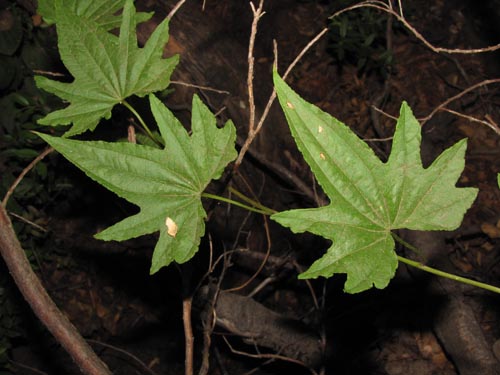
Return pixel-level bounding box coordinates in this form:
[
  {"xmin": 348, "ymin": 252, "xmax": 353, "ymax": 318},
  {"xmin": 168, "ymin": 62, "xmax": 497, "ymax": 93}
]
[
  {"xmin": 201, "ymin": 192, "xmax": 275, "ymax": 215},
  {"xmin": 391, "ymin": 232, "xmax": 422, "ymax": 255},
  {"xmin": 122, "ymin": 100, "xmax": 162, "ymax": 146},
  {"xmin": 397, "ymin": 255, "xmax": 500, "ymax": 294},
  {"xmin": 228, "ymin": 186, "xmax": 277, "ymax": 215}
]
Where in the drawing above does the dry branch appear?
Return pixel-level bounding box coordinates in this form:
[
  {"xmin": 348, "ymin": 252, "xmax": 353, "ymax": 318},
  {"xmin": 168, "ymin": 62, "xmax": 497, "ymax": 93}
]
[
  {"xmin": 197, "ymin": 286, "xmax": 323, "ymax": 369},
  {"xmin": 0, "ymin": 205, "xmax": 112, "ymax": 375},
  {"xmin": 330, "ymin": 0, "xmax": 500, "ymax": 54}
]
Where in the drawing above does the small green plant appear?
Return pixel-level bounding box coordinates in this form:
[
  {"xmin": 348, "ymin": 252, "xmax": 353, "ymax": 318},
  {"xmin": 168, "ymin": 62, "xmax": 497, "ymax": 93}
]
[
  {"xmin": 30, "ymin": 0, "xmax": 498, "ymax": 296},
  {"xmin": 328, "ymin": 1, "xmax": 395, "ymax": 74}
]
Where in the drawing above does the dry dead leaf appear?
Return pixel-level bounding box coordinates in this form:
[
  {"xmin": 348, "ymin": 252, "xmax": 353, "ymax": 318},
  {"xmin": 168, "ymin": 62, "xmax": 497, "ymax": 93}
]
[{"xmin": 165, "ymin": 217, "xmax": 178, "ymax": 237}]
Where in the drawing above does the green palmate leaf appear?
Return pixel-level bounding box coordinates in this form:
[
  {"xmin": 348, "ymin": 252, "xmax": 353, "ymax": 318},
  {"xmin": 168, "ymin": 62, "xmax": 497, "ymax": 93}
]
[
  {"xmin": 272, "ymin": 71, "xmax": 478, "ymax": 293},
  {"xmin": 38, "ymin": 0, "xmax": 152, "ymax": 30},
  {"xmin": 37, "ymin": 94, "xmax": 237, "ymax": 273},
  {"xmin": 35, "ymin": 0, "xmax": 178, "ymax": 136}
]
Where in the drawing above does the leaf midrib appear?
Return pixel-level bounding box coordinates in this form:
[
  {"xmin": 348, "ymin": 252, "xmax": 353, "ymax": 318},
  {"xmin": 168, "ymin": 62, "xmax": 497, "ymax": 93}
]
[{"xmin": 292, "ymin": 108, "xmax": 388, "ymax": 227}]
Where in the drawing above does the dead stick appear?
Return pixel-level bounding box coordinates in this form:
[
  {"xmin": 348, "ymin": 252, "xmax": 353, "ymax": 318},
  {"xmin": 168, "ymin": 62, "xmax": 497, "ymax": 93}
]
[
  {"xmin": 247, "ymin": 0, "xmax": 265, "ymax": 135},
  {"xmin": 234, "ymin": 0, "xmax": 265, "ymax": 169},
  {"xmin": 330, "ymin": 1, "xmax": 500, "ymax": 54},
  {"xmin": 420, "ymin": 78, "xmax": 500, "ymax": 126},
  {"xmin": 183, "ymin": 296, "xmax": 194, "ymax": 375},
  {"xmin": 167, "ymin": 0, "xmax": 187, "ymax": 20},
  {"xmin": 0, "ymin": 206, "xmax": 112, "ymax": 375}
]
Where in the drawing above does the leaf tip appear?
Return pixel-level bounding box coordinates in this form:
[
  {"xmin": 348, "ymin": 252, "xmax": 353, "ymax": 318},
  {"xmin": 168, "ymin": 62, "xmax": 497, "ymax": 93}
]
[
  {"xmin": 272, "ymin": 68, "xmax": 284, "ymax": 87},
  {"xmin": 94, "ymin": 231, "xmax": 110, "ymax": 241}
]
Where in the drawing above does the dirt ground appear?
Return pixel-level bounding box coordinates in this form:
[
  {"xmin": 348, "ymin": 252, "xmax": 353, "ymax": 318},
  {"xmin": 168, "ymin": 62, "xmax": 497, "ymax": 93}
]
[{"xmin": 2, "ymin": 0, "xmax": 500, "ymax": 374}]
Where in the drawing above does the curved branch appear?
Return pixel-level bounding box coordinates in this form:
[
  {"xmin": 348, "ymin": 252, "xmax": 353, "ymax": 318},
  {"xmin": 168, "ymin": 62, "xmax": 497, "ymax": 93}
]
[
  {"xmin": 0, "ymin": 206, "xmax": 112, "ymax": 375},
  {"xmin": 329, "ymin": 1, "xmax": 500, "ymax": 54},
  {"xmin": 420, "ymin": 78, "xmax": 500, "ymax": 126},
  {"xmin": 2, "ymin": 147, "xmax": 53, "ymax": 208}
]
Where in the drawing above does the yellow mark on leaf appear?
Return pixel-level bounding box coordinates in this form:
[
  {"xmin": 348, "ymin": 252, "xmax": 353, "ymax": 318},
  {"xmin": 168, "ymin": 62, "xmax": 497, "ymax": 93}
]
[
  {"xmin": 286, "ymin": 101, "xmax": 294, "ymax": 109},
  {"xmin": 318, "ymin": 126, "xmax": 324, "ymax": 133},
  {"xmin": 320, "ymin": 153, "xmax": 326, "ymax": 160},
  {"xmin": 165, "ymin": 217, "xmax": 178, "ymax": 237}
]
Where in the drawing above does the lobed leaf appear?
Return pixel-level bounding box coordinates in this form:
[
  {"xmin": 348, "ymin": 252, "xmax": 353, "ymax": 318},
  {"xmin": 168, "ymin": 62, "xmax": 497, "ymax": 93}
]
[
  {"xmin": 35, "ymin": 0, "xmax": 178, "ymax": 136},
  {"xmin": 37, "ymin": 94, "xmax": 237, "ymax": 274},
  {"xmin": 272, "ymin": 71, "xmax": 478, "ymax": 293},
  {"xmin": 38, "ymin": 0, "xmax": 152, "ymax": 29}
]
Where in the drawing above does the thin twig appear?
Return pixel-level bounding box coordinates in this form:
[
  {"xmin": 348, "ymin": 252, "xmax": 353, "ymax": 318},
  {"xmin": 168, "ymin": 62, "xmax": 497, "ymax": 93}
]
[
  {"xmin": 234, "ymin": 0, "xmax": 265, "ymax": 169},
  {"xmin": 32, "ymin": 69, "xmax": 65, "ymax": 77},
  {"xmin": 292, "ymin": 260, "xmax": 319, "ymax": 309},
  {"xmin": 228, "ymin": 192, "xmax": 255, "ymax": 250},
  {"xmin": 167, "ymin": 0, "xmax": 187, "ymax": 19},
  {"xmin": 485, "ymin": 114, "xmax": 499, "ymax": 128},
  {"xmin": 224, "ymin": 215, "xmax": 272, "ymax": 293},
  {"xmin": 87, "ymin": 339, "xmax": 158, "ymax": 375},
  {"xmin": 282, "ymin": 28, "xmax": 329, "ymax": 79},
  {"xmin": 420, "ymin": 78, "xmax": 500, "ymax": 126},
  {"xmin": 248, "ymin": 0, "xmax": 265, "ymax": 134},
  {"xmin": 235, "ymin": 21, "xmax": 329, "ymax": 169},
  {"xmin": 199, "ymin": 246, "xmax": 232, "ymax": 375},
  {"xmin": 198, "ymin": 259, "xmax": 214, "ymax": 375},
  {"xmin": 222, "ymin": 336, "xmax": 318, "ymax": 375},
  {"xmin": 2, "ymin": 147, "xmax": 53, "ymax": 208},
  {"xmin": 440, "ymin": 108, "xmax": 500, "ymax": 136},
  {"xmin": 170, "ymin": 80, "xmax": 230, "ymax": 95},
  {"xmin": 371, "ymin": 105, "xmax": 398, "ymax": 121},
  {"xmin": 9, "ymin": 360, "xmax": 48, "ymax": 375},
  {"xmin": 8, "ymin": 212, "xmax": 48, "ymax": 233},
  {"xmin": 363, "ymin": 136, "xmax": 393, "ymax": 142},
  {"xmin": 240, "ymin": 140, "xmax": 328, "ymax": 205},
  {"xmin": 247, "ymin": 275, "xmax": 277, "ymax": 298},
  {"xmin": 329, "ymin": 1, "xmax": 500, "ymax": 54},
  {"xmin": 224, "ymin": 171, "xmax": 272, "ymax": 293}
]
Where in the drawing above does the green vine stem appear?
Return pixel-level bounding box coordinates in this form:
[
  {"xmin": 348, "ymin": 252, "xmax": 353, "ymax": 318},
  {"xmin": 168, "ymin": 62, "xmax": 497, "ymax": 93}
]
[
  {"xmin": 391, "ymin": 232, "xmax": 422, "ymax": 255},
  {"xmin": 201, "ymin": 192, "xmax": 274, "ymax": 216},
  {"xmin": 396, "ymin": 255, "xmax": 500, "ymax": 295},
  {"xmin": 204, "ymin": 191, "xmax": 500, "ymax": 294},
  {"xmin": 122, "ymin": 100, "xmax": 160, "ymax": 145},
  {"xmin": 227, "ymin": 186, "xmax": 277, "ymax": 214}
]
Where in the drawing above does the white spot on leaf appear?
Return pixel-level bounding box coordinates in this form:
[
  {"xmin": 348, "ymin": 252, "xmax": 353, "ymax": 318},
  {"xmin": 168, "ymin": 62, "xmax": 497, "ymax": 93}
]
[
  {"xmin": 320, "ymin": 153, "xmax": 326, "ymax": 160},
  {"xmin": 165, "ymin": 217, "xmax": 178, "ymax": 237},
  {"xmin": 318, "ymin": 126, "xmax": 324, "ymax": 133},
  {"xmin": 286, "ymin": 101, "xmax": 294, "ymax": 109}
]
